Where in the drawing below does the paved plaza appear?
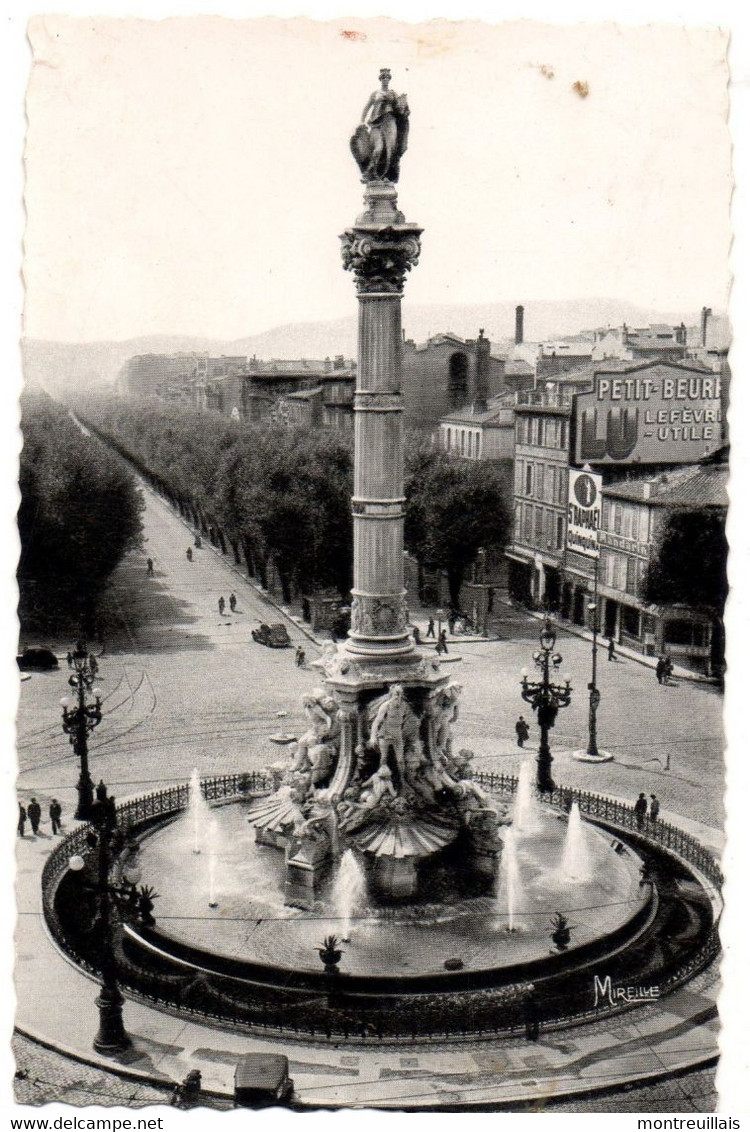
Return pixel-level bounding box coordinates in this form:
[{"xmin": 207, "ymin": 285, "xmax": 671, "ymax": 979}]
[{"xmin": 13, "ymin": 480, "xmax": 724, "ymax": 1110}]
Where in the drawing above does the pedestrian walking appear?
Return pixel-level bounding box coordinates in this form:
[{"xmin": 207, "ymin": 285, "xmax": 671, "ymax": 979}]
[
  {"xmin": 413, "ymin": 626, "xmax": 421, "ymax": 646},
  {"xmin": 17, "ymin": 803, "xmax": 27, "ymax": 838},
  {"xmin": 218, "ymin": 596, "xmax": 225, "ymax": 616},
  {"xmin": 649, "ymin": 794, "xmax": 660, "ymax": 823},
  {"xmin": 663, "ymin": 656, "xmax": 674, "ymax": 685},
  {"xmin": 515, "ymin": 715, "xmax": 530, "ymax": 748},
  {"xmin": 49, "ymin": 799, "xmax": 62, "ymax": 835},
  {"xmin": 96, "ymin": 779, "xmax": 108, "ymax": 803},
  {"xmin": 426, "ymin": 617, "xmax": 436, "ymax": 639},
  {"xmin": 229, "ymin": 593, "xmax": 237, "ymax": 613},
  {"xmin": 295, "ymin": 645, "xmax": 306, "ymax": 668},
  {"xmin": 607, "ymin": 636, "xmax": 616, "ymax": 662},
  {"xmin": 146, "ymin": 557, "xmax": 154, "ymax": 576},
  {"xmin": 447, "ymin": 612, "xmax": 456, "ymax": 636},
  {"xmin": 194, "ymin": 534, "xmax": 202, "ymax": 549},
  {"xmin": 655, "ymin": 656, "xmax": 665, "ymax": 685},
  {"xmin": 634, "ymin": 792, "xmax": 648, "ymax": 830},
  {"xmin": 27, "ymin": 798, "xmax": 42, "ymax": 836},
  {"xmin": 436, "ymin": 629, "xmax": 448, "ymax": 655},
  {"xmin": 186, "ymin": 546, "xmax": 193, "ymax": 562}
]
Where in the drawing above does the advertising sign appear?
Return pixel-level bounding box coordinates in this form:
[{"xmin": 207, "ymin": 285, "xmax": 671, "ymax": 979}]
[
  {"xmin": 574, "ymin": 363, "xmax": 723, "ymax": 465},
  {"xmin": 567, "ymin": 469, "xmax": 602, "ymax": 559}
]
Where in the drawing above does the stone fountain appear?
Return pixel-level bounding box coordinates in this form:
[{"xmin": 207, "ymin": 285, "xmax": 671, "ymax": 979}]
[{"xmin": 249, "ymin": 69, "xmax": 501, "ymax": 905}]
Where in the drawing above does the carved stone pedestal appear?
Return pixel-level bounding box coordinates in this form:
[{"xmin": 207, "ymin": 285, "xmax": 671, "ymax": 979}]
[{"xmin": 372, "ymin": 854, "xmax": 418, "ymax": 901}]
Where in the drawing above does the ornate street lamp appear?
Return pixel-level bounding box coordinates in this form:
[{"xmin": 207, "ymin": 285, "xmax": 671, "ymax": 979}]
[
  {"xmin": 68, "ymin": 796, "xmax": 133, "ymax": 1054},
  {"xmin": 60, "ymin": 640, "xmax": 102, "ymax": 820},
  {"xmin": 520, "ymin": 619, "xmax": 573, "ymax": 793}
]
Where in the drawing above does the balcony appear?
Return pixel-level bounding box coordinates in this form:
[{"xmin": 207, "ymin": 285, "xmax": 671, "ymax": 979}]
[{"xmin": 515, "ymin": 391, "xmax": 573, "ymax": 410}]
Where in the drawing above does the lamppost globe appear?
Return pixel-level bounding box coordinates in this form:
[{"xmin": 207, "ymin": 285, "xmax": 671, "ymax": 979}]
[
  {"xmin": 520, "ymin": 667, "xmax": 529, "ymax": 680},
  {"xmin": 539, "ymin": 622, "xmax": 556, "ymax": 651},
  {"xmin": 563, "ymin": 673, "xmax": 572, "ymax": 685},
  {"xmin": 60, "ymin": 696, "xmax": 72, "ymax": 709},
  {"xmin": 92, "ymin": 687, "xmax": 103, "ymax": 700},
  {"xmin": 68, "ymin": 855, "xmax": 86, "ymax": 872}
]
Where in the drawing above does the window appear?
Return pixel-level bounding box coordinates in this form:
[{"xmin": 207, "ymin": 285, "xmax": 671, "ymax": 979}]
[
  {"xmin": 448, "ymin": 352, "xmax": 469, "ymax": 408},
  {"xmin": 664, "ymin": 620, "xmax": 708, "ymax": 648},
  {"xmin": 545, "ymin": 466, "xmax": 555, "ymax": 503},
  {"xmin": 625, "ymin": 556, "xmax": 636, "ymax": 594},
  {"xmin": 639, "ymin": 508, "xmax": 650, "ymax": 543},
  {"xmin": 622, "ymin": 606, "xmax": 641, "ymax": 637},
  {"xmin": 460, "ymin": 430, "xmax": 465, "ymax": 455},
  {"xmin": 558, "ymin": 468, "xmax": 567, "ymax": 504},
  {"xmin": 614, "ymin": 503, "xmax": 622, "ymax": 535},
  {"xmin": 524, "ymin": 504, "xmax": 533, "ymax": 542},
  {"xmin": 516, "ymin": 418, "xmax": 525, "ymax": 444},
  {"xmin": 526, "ymin": 464, "xmax": 533, "ymax": 495},
  {"xmin": 536, "ymin": 418, "xmax": 544, "ymax": 446},
  {"xmin": 560, "ymin": 420, "xmax": 569, "ymax": 449},
  {"xmin": 535, "ymin": 507, "xmax": 544, "ymax": 540},
  {"xmin": 602, "ymin": 499, "xmax": 611, "ymax": 530},
  {"xmin": 545, "ymin": 509, "xmax": 555, "ymax": 546},
  {"xmin": 556, "ymin": 514, "xmax": 565, "ymax": 549},
  {"xmin": 536, "ymin": 464, "xmax": 545, "ymax": 497}
]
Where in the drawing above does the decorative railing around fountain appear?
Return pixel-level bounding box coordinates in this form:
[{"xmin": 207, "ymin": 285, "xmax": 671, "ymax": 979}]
[
  {"xmin": 474, "ymin": 773, "xmax": 724, "ymax": 891},
  {"xmin": 41, "ymin": 771, "xmax": 722, "ymax": 1046}
]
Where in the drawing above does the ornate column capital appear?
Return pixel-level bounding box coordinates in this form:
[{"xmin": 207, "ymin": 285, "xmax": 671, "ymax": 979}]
[{"xmin": 340, "ymin": 225, "xmax": 422, "ymax": 295}]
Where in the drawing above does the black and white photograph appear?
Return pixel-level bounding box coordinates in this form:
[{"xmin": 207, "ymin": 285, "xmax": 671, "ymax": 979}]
[{"xmin": 6, "ymin": 7, "xmax": 749, "ymax": 1120}]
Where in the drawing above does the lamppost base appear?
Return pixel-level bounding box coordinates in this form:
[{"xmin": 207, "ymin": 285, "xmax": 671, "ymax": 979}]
[
  {"xmin": 93, "ymin": 988, "xmax": 131, "ymax": 1055},
  {"xmin": 572, "ymin": 748, "xmax": 614, "ymax": 764}
]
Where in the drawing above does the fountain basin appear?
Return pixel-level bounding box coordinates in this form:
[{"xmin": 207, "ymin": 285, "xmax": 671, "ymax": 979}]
[{"xmin": 135, "ymin": 799, "xmax": 651, "ymax": 980}]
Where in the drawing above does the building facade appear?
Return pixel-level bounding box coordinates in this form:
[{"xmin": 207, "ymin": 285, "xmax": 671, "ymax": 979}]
[{"xmin": 506, "ymin": 392, "xmax": 571, "ymax": 608}]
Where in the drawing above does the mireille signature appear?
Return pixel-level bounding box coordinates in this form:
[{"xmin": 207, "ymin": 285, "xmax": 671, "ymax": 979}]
[{"xmin": 594, "ymin": 974, "xmax": 660, "ymax": 1008}]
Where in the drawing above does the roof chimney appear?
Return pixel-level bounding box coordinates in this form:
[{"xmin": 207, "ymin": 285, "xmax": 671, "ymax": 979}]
[
  {"xmin": 701, "ymin": 306, "xmax": 712, "ymax": 347},
  {"xmin": 515, "ymin": 305, "xmax": 524, "ymax": 345},
  {"xmin": 474, "ymin": 329, "xmax": 490, "ymax": 412}
]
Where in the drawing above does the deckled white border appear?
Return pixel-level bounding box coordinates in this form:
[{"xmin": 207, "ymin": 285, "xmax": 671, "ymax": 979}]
[{"xmin": 2, "ymin": 2, "xmax": 748, "ymax": 1126}]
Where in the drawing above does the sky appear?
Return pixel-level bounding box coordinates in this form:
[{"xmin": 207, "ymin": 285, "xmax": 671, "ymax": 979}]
[{"xmin": 23, "ymin": 17, "xmax": 732, "ymax": 343}]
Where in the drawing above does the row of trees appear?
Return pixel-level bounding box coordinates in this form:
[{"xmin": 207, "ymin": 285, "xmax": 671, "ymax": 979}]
[
  {"xmin": 76, "ymin": 396, "xmax": 512, "ymax": 607},
  {"xmin": 18, "ymin": 392, "xmax": 144, "ymax": 636}
]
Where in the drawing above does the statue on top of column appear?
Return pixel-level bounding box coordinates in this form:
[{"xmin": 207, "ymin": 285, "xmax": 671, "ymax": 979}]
[{"xmin": 350, "ymin": 68, "xmax": 410, "ymax": 184}]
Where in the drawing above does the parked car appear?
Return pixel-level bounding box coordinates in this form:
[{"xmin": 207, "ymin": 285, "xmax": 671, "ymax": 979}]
[
  {"xmin": 233, "ymin": 1053, "xmax": 294, "ymax": 1108},
  {"xmin": 17, "ymin": 647, "xmax": 59, "ymax": 672},
  {"xmin": 251, "ymin": 622, "xmax": 291, "ymax": 648}
]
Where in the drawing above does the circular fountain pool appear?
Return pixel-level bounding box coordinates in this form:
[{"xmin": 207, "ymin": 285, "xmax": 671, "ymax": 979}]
[{"xmin": 136, "ymin": 799, "xmax": 650, "ymax": 979}]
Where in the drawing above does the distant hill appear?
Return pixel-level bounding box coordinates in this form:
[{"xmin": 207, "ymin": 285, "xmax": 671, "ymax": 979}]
[{"xmin": 22, "ymin": 299, "xmax": 728, "ymax": 394}]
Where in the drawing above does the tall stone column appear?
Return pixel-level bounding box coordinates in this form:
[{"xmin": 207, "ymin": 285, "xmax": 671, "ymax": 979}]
[{"xmin": 341, "ymin": 181, "xmax": 422, "ymax": 660}]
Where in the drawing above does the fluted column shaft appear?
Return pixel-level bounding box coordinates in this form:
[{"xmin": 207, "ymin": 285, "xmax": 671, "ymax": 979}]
[{"xmin": 340, "ymin": 181, "xmax": 422, "ymax": 658}]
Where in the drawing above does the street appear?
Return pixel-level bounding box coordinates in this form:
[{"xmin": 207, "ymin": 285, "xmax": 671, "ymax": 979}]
[{"xmin": 16, "ymin": 480, "xmax": 724, "ymax": 838}]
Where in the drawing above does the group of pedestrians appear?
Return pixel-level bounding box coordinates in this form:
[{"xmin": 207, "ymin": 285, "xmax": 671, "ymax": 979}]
[
  {"xmin": 634, "ymin": 791, "xmax": 660, "ymax": 829},
  {"xmin": 218, "ymin": 593, "xmax": 237, "ymax": 616},
  {"xmin": 17, "ymin": 798, "xmax": 62, "ymax": 838},
  {"xmin": 421, "ymin": 617, "xmax": 449, "ymax": 654},
  {"xmin": 655, "ymin": 654, "xmax": 674, "ymax": 685}
]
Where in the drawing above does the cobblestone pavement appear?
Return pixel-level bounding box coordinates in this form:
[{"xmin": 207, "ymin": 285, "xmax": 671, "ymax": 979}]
[{"xmin": 11, "ymin": 1033, "xmax": 715, "ymax": 1112}]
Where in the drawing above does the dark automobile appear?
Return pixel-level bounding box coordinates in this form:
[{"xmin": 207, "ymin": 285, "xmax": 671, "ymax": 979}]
[
  {"xmin": 17, "ymin": 647, "xmax": 59, "ymax": 672},
  {"xmin": 233, "ymin": 1053, "xmax": 294, "ymax": 1108},
  {"xmin": 251, "ymin": 622, "xmax": 291, "ymax": 648}
]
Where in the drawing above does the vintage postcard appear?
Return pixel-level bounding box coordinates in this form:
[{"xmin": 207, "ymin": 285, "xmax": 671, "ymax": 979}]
[{"xmin": 11, "ymin": 12, "xmax": 744, "ymax": 1120}]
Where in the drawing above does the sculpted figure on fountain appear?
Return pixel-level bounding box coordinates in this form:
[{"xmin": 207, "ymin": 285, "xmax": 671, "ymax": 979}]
[
  {"xmin": 288, "ymin": 688, "xmax": 342, "ymax": 791},
  {"xmin": 367, "ymin": 684, "xmax": 421, "ymax": 784},
  {"xmin": 430, "ymin": 682, "xmax": 463, "ymax": 767},
  {"xmin": 338, "ymin": 766, "xmax": 397, "ymax": 834}
]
